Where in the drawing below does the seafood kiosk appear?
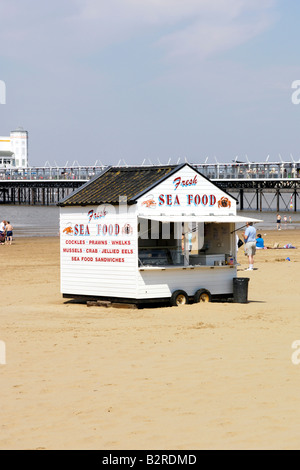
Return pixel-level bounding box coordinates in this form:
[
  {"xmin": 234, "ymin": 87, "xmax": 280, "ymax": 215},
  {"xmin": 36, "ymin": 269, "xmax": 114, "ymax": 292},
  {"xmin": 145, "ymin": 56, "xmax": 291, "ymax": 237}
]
[{"xmin": 59, "ymin": 164, "xmax": 261, "ymax": 306}]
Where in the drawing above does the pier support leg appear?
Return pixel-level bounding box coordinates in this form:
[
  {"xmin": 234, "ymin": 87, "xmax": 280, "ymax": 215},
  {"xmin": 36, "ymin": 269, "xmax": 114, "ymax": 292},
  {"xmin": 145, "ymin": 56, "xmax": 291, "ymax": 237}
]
[
  {"xmin": 240, "ymin": 189, "xmax": 244, "ymax": 211},
  {"xmin": 260, "ymin": 190, "xmax": 263, "ymax": 212},
  {"xmin": 276, "ymin": 190, "xmax": 280, "ymax": 212}
]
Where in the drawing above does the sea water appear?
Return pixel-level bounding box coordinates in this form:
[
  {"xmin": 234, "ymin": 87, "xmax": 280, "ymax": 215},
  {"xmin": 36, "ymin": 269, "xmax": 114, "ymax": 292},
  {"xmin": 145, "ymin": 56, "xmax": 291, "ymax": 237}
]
[
  {"xmin": 0, "ymin": 205, "xmax": 299, "ymax": 237},
  {"xmin": 0, "ymin": 205, "xmax": 60, "ymax": 237}
]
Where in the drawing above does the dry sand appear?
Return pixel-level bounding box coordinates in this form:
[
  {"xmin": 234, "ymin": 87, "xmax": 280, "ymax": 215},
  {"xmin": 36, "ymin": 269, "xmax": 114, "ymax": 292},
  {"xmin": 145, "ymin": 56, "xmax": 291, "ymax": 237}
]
[{"xmin": 1, "ymin": 229, "xmax": 300, "ymax": 450}]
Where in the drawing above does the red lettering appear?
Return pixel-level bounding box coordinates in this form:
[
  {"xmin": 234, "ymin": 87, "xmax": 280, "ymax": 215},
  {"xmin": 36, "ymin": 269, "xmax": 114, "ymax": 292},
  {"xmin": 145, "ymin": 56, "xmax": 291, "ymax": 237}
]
[
  {"xmin": 187, "ymin": 195, "xmax": 193, "ymax": 205},
  {"xmin": 202, "ymin": 195, "xmax": 208, "ymax": 206},
  {"xmin": 65, "ymin": 239, "xmax": 85, "ymax": 245},
  {"xmin": 95, "ymin": 258, "xmax": 125, "ymax": 263},
  {"xmin": 112, "ymin": 240, "xmax": 131, "ymax": 245},
  {"xmin": 210, "ymin": 195, "xmax": 216, "ymax": 206},
  {"xmin": 158, "ymin": 195, "xmax": 165, "ymax": 206},
  {"xmin": 173, "ymin": 177, "xmax": 181, "ymax": 190},
  {"xmin": 195, "ymin": 195, "xmax": 201, "ymax": 205},
  {"xmin": 166, "ymin": 194, "xmax": 172, "ymax": 205}
]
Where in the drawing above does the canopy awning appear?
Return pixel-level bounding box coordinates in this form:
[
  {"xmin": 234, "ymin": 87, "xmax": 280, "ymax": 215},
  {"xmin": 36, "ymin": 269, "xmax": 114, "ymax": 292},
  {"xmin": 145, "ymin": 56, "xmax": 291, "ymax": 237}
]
[
  {"xmin": 138, "ymin": 214, "xmax": 263, "ymax": 224},
  {"xmin": 0, "ymin": 151, "xmax": 14, "ymax": 157}
]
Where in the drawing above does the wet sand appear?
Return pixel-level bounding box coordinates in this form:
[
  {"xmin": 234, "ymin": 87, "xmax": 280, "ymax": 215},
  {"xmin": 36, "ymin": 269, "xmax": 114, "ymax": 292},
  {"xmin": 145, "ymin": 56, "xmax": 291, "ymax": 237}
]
[{"xmin": 1, "ymin": 229, "xmax": 300, "ymax": 450}]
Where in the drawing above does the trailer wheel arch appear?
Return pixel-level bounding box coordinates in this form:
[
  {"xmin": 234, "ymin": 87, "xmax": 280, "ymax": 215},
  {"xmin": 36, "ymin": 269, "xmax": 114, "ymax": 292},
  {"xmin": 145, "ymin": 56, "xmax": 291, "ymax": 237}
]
[
  {"xmin": 194, "ymin": 289, "xmax": 212, "ymax": 303},
  {"xmin": 170, "ymin": 290, "xmax": 189, "ymax": 307}
]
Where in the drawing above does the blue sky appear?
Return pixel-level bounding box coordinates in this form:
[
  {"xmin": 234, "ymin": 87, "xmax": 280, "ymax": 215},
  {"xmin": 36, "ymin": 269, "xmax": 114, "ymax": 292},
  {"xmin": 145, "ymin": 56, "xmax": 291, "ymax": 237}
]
[{"xmin": 1, "ymin": 0, "xmax": 300, "ymax": 166}]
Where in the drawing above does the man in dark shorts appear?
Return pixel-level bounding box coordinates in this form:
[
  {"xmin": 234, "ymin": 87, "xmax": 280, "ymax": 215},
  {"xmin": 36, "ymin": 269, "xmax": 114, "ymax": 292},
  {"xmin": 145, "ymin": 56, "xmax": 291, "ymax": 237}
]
[
  {"xmin": 5, "ymin": 221, "xmax": 13, "ymax": 245},
  {"xmin": 277, "ymin": 214, "xmax": 281, "ymax": 230}
]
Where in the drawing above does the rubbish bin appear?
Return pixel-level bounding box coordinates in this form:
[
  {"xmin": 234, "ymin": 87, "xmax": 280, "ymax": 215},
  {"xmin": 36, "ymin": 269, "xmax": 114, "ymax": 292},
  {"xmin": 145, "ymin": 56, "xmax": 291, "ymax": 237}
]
[{"xmin": 233, "ymin": 277, "xmax": 250, "ymax": 303}]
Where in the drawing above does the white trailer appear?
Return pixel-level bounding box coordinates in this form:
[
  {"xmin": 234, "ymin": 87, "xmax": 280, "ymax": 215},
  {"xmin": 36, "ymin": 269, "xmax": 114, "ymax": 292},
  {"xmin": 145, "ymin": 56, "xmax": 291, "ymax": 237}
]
[{"xmin": 59, "ymin": 164, "xmax": 262, "ymax": 306}]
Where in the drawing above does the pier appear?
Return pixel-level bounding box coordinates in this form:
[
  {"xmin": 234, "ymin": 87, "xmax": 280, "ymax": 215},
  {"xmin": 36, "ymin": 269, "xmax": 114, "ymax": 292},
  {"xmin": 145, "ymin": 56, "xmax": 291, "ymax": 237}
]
[{"xmin": 0, "ymin": 161, "xmax": 299, "ymax": 211}]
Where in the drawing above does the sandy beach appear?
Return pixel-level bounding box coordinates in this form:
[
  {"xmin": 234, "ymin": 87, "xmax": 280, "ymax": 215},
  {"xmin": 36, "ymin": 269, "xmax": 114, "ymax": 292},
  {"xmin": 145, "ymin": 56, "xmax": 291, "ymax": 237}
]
[{"xmin": 1, "ymin": 229, "xmax": 300, "ymax": 450}]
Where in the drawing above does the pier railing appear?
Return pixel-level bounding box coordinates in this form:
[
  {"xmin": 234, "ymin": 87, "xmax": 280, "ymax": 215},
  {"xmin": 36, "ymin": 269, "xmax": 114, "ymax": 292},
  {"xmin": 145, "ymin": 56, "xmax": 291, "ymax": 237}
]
[
  {"xmin": 0, "ymin": 162, "xmax": 299, "ymax": 210},
  {"xmin": 0, "ymin": 161, "xmax": 299, "ymax": 181}
]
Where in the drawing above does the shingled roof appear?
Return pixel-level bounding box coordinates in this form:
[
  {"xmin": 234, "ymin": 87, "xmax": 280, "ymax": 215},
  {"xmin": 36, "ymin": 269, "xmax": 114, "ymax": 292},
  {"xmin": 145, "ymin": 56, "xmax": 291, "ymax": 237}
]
[{"xmin": 58, "ymin": 165, "xmax": 177, "ymax": 206}]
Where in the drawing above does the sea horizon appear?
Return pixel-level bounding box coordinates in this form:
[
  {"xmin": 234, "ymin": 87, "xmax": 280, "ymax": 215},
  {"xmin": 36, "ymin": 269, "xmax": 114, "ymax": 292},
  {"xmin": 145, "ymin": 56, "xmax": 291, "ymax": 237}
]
[{"xmin": 0, "ymin": 205, "xmax": 299, "ymax": 237}]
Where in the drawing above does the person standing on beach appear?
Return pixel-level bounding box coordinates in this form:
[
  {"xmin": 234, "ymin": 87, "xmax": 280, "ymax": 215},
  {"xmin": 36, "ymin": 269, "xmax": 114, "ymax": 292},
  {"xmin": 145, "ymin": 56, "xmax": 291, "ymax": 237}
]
[
  {"xmin": 0, "ymin": 220, "xmax": 6, "ymax": 244},
  {"xmin": 243, "ymin": 222, "xmax": 257, "ymax": 271},
  {"xmin": 277, "ymin": 214, "xmax": 281, "ymax": 230},
  {"xmin": 5, "ymin": 221, "xmax": 13, "ymax": 245},
  {"xmin": 283, "ymin": 215, "xmax": 288, "ymax": 229}
]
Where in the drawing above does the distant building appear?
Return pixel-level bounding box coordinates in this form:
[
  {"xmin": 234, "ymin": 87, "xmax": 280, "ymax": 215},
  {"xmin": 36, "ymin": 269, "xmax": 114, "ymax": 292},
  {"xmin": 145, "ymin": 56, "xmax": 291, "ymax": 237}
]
[{"xmin": 0, "ymin": 127, "xmax": 28, "ymax": 169}]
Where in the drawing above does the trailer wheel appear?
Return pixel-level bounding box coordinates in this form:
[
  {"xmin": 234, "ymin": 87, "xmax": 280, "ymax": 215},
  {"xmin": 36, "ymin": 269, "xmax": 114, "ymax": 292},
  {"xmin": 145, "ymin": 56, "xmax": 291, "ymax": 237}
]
[
  {"xmin": 194, "ymin": 289, "xmax": 211, "ymax": 303},
  {"xmin": 170, "ymin": 290, "xmax": 189, "ymax": 307}
]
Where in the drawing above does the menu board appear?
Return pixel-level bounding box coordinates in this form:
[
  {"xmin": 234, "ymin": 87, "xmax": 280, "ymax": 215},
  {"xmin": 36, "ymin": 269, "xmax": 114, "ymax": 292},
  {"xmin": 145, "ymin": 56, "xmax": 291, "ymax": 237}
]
[{"xmin": 61, "ymin": 206, "xmax": 136, "ymax": 267}]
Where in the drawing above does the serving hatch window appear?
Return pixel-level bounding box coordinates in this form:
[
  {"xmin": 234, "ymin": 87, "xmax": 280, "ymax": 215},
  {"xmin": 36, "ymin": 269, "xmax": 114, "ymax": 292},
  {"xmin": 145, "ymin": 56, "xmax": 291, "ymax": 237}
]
[
  {"xmin": 137, "ymin": 218, "xmax": 235, "ymax": 268},
  {"xmin": 137, "ymin": 219, "xmax": 206, "ymax": 267},
  {"xmin": 138, "ymin": 219, "xmax": 182, "ymax": 267}
]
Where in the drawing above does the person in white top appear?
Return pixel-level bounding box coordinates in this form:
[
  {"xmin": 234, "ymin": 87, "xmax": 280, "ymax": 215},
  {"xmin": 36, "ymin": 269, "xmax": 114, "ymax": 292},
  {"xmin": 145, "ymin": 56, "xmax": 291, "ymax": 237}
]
[{"xmin": 0, "ymin": 220, "xmax": 6, "ymax": 245}]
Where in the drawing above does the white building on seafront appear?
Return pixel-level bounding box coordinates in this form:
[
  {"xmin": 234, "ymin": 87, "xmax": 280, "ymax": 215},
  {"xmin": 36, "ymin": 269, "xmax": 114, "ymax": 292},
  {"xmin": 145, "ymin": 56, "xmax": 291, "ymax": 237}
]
[{"xmin": 0, "ymin": 127, "xmax": 28, "ymax": 169}]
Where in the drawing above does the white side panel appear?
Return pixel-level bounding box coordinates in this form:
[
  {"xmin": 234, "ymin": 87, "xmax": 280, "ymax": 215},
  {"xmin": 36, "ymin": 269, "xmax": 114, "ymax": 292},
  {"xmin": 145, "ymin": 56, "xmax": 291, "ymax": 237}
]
[
  {"xmin": 0, "ymin": 138, "xmax": 11, "ymax": 151},
  {"xmin": 137, "ymin": 267, "xmax": 236, "ymax": 299},
  {"xmin": 60, "ymin": 205, "xmax": 138, "ymax": 298},
  {"xmin": 138, "ymin": 165, "xmax": 236, "ymax": 217}
]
